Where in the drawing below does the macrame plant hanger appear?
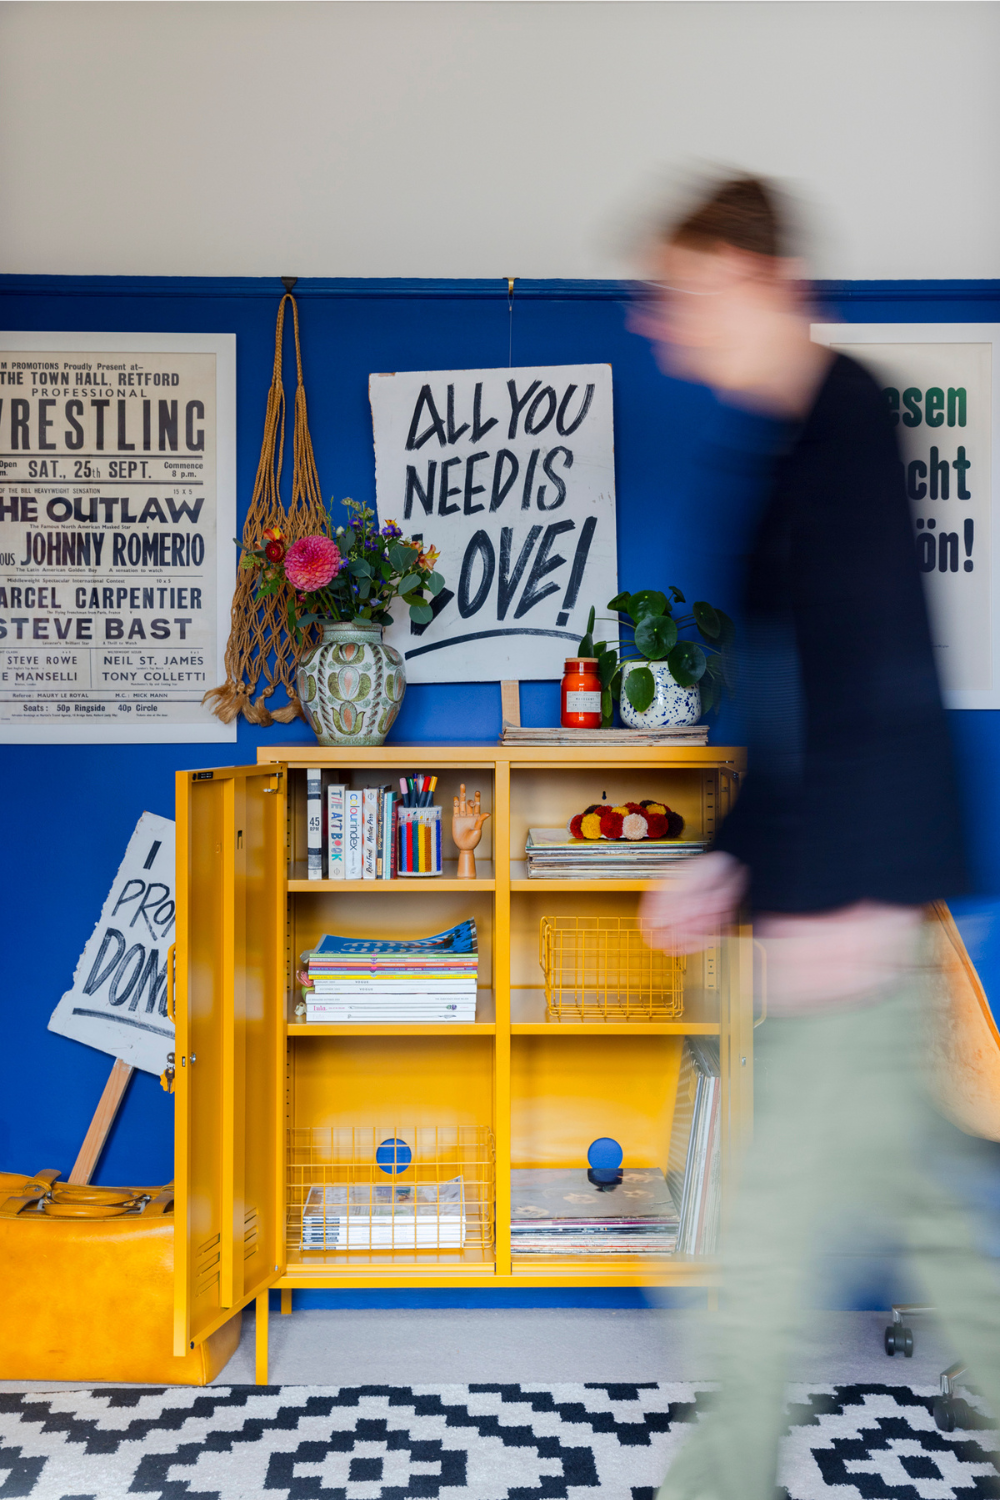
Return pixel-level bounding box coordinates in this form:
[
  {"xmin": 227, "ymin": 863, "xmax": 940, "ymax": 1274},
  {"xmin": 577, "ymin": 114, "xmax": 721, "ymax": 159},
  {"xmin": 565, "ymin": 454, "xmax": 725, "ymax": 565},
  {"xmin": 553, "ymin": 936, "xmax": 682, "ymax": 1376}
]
[{"xmin": 204, "ymin": 284, "xmax": 328, "ymax": 725}]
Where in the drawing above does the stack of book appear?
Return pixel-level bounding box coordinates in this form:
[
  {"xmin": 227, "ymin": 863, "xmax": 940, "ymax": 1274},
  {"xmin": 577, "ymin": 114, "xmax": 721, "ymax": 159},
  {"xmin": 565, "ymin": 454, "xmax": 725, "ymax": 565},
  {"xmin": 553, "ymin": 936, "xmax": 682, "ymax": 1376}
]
[
  {"xmin": 301, "ymin": 1177, "xmax": 466, "ymax": 1250},
  {"xmin": 501, "ymin": 725, "xmax": 709, "ymax": 747},
  {"xmin": 510, "ymin": 1168, "xmax": 679, "ymax": 1255},
  {"xmin": 300, "ymin": 919, "xmax": 479, "ymax": 1024},
  {"xmin": 668, "ymin": 1038, "xmax": 721, "ymax": 1257},
  {"xmin": 306, "ymin": 771, "xmax": 400, "ymax": 881},
  {"xmin": 525, "ymin": 827, "xmax": 706, "ymax": 879}
]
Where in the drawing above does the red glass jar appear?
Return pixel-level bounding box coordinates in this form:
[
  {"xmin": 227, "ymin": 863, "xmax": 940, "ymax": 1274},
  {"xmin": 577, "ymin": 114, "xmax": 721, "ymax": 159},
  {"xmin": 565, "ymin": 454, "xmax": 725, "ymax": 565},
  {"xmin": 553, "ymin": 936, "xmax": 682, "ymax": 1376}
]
[{"xmin": 561, "ymin": 657, "xmax": 602, "ymax": 728}]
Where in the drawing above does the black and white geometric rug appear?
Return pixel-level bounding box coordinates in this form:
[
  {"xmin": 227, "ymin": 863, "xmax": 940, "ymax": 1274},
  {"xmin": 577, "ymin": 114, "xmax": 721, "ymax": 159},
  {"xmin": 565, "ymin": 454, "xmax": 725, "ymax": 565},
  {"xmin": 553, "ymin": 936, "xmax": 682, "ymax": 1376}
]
[{"xmin": 1, "ymin": 1382, "xmax": 998, "ymax": 1499}]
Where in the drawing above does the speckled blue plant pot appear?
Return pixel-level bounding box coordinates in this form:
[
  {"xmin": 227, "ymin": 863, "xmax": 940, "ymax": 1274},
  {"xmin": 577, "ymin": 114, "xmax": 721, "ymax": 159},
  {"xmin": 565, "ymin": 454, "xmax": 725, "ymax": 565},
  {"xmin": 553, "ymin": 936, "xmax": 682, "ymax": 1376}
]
[
  {"xmin": 619, "ymin": 659, "xmax": 702, "ymax": 729},
  {"xmin": 297, "ymin": 620, "xmax": 406, "ymax": 746}
]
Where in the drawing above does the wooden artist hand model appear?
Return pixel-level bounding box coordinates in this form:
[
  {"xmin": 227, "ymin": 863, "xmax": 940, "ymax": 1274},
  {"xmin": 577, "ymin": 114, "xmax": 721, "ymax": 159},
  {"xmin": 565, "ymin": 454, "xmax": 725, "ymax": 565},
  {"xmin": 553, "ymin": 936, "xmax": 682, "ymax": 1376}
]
[{"xmin": 452, "ymin": 785, "xmax": 490, "ymax": 880}]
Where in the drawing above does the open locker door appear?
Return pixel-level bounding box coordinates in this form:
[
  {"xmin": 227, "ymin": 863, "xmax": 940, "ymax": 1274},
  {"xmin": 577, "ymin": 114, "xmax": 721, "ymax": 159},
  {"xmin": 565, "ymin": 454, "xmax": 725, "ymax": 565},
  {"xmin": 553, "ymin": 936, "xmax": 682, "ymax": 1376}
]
[{"xmin": 173, "ymin": 762, "xmax": 286, "ymax": 1356}]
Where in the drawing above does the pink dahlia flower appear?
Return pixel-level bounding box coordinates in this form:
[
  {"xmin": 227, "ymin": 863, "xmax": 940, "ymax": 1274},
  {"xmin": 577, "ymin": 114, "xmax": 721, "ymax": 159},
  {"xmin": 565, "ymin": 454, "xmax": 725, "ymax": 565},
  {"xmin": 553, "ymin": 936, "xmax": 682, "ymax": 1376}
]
[{"xmin": 285, "ymin": 535, "xmax": 341, "ymax": 591}]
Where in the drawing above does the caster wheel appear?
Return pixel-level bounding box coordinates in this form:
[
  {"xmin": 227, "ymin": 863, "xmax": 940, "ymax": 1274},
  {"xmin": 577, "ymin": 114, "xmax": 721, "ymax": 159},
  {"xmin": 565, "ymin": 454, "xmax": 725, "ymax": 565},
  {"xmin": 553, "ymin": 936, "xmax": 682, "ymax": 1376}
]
[
  {"xmin": 934, "ymin": 1396, "xmax": 956, "ymax": 1432},
  {"xmin": 885, "ymin": 1326, "xmax": 897, "ymax": 1356},
  {"xmin": 900, "ymin": 1326, "xmax": 914, "ymax": 1357}
]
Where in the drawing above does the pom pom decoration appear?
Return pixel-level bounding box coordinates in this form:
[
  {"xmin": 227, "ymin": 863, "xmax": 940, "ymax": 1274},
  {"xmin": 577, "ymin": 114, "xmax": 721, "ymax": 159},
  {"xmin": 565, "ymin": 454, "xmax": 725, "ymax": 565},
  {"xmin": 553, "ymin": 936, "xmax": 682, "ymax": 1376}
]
[
  {"xmin": 599, "ymin": 810, "xmax": 624, "ymax": 839},
  {"xmin": 566, "ymin": 796, "xmax": 686, "ymax": 842}
]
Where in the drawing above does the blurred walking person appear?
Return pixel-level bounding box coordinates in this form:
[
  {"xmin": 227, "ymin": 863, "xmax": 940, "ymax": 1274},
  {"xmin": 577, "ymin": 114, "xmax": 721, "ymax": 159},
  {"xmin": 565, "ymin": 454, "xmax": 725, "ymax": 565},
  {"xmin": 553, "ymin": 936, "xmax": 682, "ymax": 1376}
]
[{"xmin": 638, "ymin": 176, "xmax": 1000, "ymax": 1500}]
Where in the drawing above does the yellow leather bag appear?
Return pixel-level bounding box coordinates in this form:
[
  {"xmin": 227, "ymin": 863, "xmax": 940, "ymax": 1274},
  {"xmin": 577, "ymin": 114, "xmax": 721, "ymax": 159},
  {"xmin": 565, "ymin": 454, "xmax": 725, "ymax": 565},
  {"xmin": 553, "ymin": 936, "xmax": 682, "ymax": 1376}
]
[{"xmin": 0, "ymin": 1171, "xmax": 240, "ymax": 1384}]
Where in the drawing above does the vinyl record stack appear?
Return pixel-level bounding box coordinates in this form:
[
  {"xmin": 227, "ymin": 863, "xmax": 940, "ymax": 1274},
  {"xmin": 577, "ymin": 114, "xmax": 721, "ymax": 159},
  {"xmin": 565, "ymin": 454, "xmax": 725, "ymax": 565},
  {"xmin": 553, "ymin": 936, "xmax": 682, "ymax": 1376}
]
[
  {"xmin": 525, "ymin": 827, "xmax": 706, "ymax": 880},
  {"xmin": 300, "ymin": 919, "xmax": 479, "ymax": 1024},
  {"xmin": 509, "ymin": 1169, "xmax": 680, "ymax": 1255},
  {"xmin": 667, "ymin": 1038, "xmax": 722, "ymax": 1257}
]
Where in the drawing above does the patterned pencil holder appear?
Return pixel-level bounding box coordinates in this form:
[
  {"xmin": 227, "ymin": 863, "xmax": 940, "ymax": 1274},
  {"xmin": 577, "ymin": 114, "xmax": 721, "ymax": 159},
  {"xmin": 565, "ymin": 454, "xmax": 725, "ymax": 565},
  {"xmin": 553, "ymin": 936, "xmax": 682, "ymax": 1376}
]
[{"xmin": 398, "ymin": 806, "xmax": 443, "ymax": 877}]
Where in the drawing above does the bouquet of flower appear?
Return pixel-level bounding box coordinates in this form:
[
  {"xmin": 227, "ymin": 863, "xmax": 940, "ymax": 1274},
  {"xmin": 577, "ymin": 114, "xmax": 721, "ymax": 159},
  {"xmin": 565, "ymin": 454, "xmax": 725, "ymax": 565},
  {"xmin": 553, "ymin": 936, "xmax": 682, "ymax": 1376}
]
[{"xmin": 240, "ymin": 498, "xmax": 445, "ymax": 641}]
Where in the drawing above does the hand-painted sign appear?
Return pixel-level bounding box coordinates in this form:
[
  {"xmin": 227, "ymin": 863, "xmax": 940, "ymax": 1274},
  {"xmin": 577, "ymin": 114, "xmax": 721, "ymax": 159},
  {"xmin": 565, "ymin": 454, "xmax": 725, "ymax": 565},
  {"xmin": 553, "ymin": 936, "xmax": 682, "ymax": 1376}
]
[
  {"xmin": 369, "ymin": 364, "xmax": 618, "ymax": 682},
  {"xmin": 812, "ymin": 324, "xmax": 999, "ymax": 708},
  {"xmin": 48, "ymin": 811, "xmax": 175, "ymax": 1075}
]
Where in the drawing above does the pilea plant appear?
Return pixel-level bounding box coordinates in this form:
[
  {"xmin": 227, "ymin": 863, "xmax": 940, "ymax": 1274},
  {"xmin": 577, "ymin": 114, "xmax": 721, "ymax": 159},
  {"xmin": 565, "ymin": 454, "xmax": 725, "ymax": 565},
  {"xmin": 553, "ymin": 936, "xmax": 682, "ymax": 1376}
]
[{"xmin": 577, "ymin": 588, "xmax": 736, "ymax": 725}]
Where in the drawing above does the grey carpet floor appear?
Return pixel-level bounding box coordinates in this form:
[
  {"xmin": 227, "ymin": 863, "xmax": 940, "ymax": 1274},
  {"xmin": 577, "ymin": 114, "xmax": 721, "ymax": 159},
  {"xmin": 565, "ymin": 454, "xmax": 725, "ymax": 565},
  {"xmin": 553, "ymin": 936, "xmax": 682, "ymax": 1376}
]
[{"xmin": 0, "ymin": 1308, "xmax": 961, "ymax": 1392}]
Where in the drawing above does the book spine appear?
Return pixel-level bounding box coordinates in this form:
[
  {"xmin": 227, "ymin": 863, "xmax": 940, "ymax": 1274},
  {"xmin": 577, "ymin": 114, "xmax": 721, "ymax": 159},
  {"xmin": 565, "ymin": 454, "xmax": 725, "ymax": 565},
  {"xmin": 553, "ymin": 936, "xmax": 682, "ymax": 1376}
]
[
  {"xmin": 362, "ymin": 788, "xmax": 379, "ymax": 880},
  {"xmin": 375, "ymin": 789, "xmax": 384, "ymax": 880},
  {"xmin": 380, "ymin": 792, "xmax": 394, "ymax": 880},
  {"xmin": 390, "ymin": 797, "xmax": 399, "ymax": 879},
  {"xmin": 326, "ymin": 783, "xmax": 345, "ymax": 882},
  {"xmin": 345, "ymin": 790, "xmax": 363, "ymax": 880},
  {"xmin": 306, "ymin": 769, "xmax": 323, "ymax": 880}
]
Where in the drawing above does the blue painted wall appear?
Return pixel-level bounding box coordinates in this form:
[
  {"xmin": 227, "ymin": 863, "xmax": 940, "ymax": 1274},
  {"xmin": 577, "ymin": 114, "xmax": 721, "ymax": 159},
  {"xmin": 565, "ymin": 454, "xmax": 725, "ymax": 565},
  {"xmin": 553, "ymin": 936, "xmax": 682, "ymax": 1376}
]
[{"xmin": 1, "ymin": 274, "xmax": 998, "ymax": 1309}]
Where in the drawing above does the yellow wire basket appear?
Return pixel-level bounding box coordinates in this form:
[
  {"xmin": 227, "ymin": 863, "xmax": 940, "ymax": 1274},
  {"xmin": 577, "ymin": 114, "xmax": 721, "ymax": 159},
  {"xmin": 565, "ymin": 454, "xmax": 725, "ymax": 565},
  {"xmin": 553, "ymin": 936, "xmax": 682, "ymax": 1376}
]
[
  {"xmin": 539, "ymin": 915, "xmax": 686, "ymax": 1022},
  {"xmin": 287, "ymin": 1125, "xmax": 495, "ymax": 1256}
]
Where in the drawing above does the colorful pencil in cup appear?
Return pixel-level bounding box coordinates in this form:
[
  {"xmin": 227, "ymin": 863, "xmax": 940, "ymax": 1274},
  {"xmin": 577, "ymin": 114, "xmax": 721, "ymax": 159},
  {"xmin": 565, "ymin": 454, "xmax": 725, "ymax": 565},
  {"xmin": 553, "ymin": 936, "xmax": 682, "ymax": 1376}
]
[{"xmin": 397, "ymin": 805, "xmax": 442, "ymax": 875}]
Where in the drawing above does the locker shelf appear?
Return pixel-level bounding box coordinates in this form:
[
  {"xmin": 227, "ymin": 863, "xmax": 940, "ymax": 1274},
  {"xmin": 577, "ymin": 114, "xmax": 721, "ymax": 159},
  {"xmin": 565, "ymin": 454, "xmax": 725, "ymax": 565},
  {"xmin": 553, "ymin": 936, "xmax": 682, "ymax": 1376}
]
[{"xmin": 289, "ymin": 860, "xmax": 495, "ymax": 892}]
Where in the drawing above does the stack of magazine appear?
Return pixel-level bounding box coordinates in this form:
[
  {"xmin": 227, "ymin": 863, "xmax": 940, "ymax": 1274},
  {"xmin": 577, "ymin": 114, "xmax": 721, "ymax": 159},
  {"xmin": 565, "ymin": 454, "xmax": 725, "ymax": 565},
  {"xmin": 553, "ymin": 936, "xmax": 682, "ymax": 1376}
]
[
  {"xmin": 668, "ymin": 1038, "xmax": 722, "ymax": 1257},
  {"xmin": 301, "ymin": 1177, "xmax": 466, "ymax": 1250},
  {"xmin": 525, "ymin": 827, "xmax": 706, "ymax": 879},
  {"xmin": 301, "ymin": 919, "xmax": 479, "ymax": 1024},
  {"xmin": 510, "ymin": 1168, "xmax": 680, "ymax": 1255}
]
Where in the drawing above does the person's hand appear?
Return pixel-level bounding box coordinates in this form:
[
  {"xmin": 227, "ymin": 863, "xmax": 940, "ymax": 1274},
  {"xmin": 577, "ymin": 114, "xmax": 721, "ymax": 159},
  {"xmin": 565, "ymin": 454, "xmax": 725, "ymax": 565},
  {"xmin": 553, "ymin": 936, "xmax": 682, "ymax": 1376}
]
[
  {"xmin": 640, "ymin": 850, "xmax": 748, "ymax": 954},
  {"xmin": 452, "ymin": 785, "xmax": 490, "ymax": 851}
]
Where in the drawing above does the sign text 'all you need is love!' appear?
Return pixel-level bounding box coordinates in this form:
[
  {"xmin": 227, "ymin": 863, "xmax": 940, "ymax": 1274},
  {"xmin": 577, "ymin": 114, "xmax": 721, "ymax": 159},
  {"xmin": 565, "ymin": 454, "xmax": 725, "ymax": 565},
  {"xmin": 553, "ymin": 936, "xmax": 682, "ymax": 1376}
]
[{"xmin": 370, "ymin": 365, "xmax": 618, "ymax": 682}]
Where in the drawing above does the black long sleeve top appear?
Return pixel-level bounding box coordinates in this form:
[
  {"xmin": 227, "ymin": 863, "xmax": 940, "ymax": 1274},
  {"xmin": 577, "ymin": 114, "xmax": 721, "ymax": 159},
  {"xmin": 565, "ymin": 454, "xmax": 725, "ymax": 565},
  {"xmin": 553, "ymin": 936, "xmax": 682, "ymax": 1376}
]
[{"xmin": 713, "ymin": 352, "xmax": 968, "ymax": 913}]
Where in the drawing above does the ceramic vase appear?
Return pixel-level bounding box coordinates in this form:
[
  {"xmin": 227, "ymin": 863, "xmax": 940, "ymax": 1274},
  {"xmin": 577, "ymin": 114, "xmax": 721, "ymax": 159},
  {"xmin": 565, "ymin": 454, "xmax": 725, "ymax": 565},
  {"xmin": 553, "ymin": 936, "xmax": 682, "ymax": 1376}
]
[
  {"xmin": 619, "ymin": 659, "xmax": 702, "ymax": 729},
  {"xmin": 297, "ymin": 620, "xmax": 406, "ymax": 747}
]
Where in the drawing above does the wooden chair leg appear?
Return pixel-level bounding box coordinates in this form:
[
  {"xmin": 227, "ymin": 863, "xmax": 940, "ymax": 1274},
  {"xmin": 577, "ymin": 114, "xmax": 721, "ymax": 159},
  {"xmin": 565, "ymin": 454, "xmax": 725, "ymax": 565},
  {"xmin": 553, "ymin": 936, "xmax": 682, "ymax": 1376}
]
[{"xmin": 255, "ymin": 1291, "xmax": 269, "ymax": 1384}]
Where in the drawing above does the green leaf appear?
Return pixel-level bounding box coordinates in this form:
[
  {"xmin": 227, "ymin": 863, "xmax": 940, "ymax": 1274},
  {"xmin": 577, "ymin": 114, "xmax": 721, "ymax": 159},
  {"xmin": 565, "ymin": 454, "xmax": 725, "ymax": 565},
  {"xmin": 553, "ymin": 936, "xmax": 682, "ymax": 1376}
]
[
  {"xmin": 693, "ymin": 600, "xmax": 721, "ymax": 639},
  {"xmin": 357, "ymin": 577, "xmax": 371, "ymax": 599},
  {"xmin": 348, "ymin": 557, "xmax": 371, "ymax": 578},
  {"xmin": 388, "ymin": 542, "xmax": 414, "ymax": 571},
  {"xmin": 610, "ymin": 667, "xmax": 622, "ymax": 702},
  {"xmin": 634, "ymin": 613, "xmax": 678, "ymax": 660},
  {"xmin": 398, "ymin": 572, "xmax": 421, "ymax": 595},
  {"xmin": 669, "ymin": 586, "xmax": 686, "ymax": 604},
  {"xmin": 607, "ymin": 591, "xmax": 633, "ymax": 618},
  {"xmin": 714, "ymin": 609, "xmax": 736, "ymax": 647},
  {"xmin": 624, "ymin": 665, "xmax": 656, "ymax": 712},
  {"xmin": 699, "ymin": 675, "xmax": 719, "ymax": 716},
  {"xmin": 427, "ymin": 571, "xmax": 445, "ymax": 596},
  {"xmin": 576, "ymin": 604, "xmax": 596, "ymax": 656},
  {"xmin": 601, "ymin": 687, "xmax": 613, "ymax": 725},
  {"xmin": 409, "ymin": 601, "xmax": 434, "ymax": 625},
  {"xmin": 596, "ymin": 648, "xmax": 618, "ymax": 688},
  {"xmin": 667, "ymin": 640, "xmax": 707, "ymax": 687},
  {"xmin": 630, "ymin": 589, "xmax": 669, "ymax": 622},
  {"xmin": 401, "ymin": 590, "xmax": 425, "ymax": 606}
]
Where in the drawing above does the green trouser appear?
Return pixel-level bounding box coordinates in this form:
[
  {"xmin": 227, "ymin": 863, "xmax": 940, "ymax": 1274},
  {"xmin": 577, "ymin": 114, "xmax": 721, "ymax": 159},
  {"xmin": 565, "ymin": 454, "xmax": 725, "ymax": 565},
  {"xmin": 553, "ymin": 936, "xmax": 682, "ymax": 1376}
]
[{"xmin": 657, "ymin": 981, "xmax": 1000, "ymax": 1500}]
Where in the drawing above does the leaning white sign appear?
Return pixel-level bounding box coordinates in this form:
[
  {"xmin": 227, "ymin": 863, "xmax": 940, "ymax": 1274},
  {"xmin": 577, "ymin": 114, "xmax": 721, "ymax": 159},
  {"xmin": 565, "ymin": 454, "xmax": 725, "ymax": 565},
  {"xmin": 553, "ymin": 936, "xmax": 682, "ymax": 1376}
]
[
  {"xmin": 369, "ymin": 364, "xmax": 618, "ymax": 682},
  {"xmin": 812, "ymin": 324, "xmax": 1000, "ymax": 708},
  {"xmin": 48, "ymin": 811, "xmax": 175, "ymax": 1075}
]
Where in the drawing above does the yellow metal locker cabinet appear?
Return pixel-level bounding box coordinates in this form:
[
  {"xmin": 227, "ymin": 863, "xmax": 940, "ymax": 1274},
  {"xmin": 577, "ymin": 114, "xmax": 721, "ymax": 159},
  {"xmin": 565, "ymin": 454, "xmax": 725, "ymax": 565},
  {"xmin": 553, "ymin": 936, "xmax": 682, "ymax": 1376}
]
[{"xmin": 173, "ymin": 744, "xmax": 751, "ymax": 1383}]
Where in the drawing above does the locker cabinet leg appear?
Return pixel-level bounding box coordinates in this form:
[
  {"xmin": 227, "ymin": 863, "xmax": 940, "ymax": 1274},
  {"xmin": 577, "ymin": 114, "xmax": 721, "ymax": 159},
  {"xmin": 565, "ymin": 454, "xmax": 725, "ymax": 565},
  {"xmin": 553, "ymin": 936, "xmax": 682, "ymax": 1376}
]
[
  {"xmin": 255, "ymin": 1292, "xmax": 269, "ymax": 1385},
  {"xmin": 281, "ymin": 1289, "xmax": 292, "ymax": 1315}
]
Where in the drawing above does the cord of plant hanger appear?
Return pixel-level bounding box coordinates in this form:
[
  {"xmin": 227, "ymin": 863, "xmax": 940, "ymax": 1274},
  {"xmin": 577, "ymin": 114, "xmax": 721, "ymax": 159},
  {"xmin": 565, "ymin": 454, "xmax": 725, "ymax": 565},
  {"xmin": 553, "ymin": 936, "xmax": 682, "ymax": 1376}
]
[
  {"xmin": 239, "ymin": 497, "xmax": 447, "ymax": 642},
  {"xmin": 576, "ymin": 586, "xmax": 736, "ymax": 727}
]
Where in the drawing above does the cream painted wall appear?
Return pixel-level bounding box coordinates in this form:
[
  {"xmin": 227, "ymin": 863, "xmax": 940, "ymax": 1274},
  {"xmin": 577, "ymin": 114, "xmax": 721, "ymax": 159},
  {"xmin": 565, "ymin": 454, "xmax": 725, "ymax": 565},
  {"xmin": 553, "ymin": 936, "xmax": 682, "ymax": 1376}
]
[{"xmin": 0, "ymin": 1, "xmax": 997, "ymax": 280}]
